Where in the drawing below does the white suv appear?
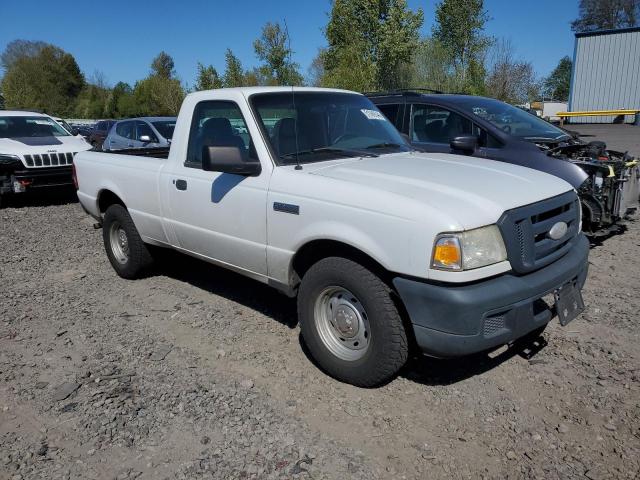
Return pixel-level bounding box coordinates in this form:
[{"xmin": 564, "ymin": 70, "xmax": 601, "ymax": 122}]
[{"xmin": 0, "ymin": 111, "xmax": 92, "ymax": 206}]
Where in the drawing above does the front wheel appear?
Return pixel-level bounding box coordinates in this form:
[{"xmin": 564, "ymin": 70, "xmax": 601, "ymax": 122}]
[
  {"xmin": 102, "ymin": 204, "xmax": 153, "ymax": 279},
  {"xmin": 298, "ymin": 257, "xmax": 408, "ymax": 387}
]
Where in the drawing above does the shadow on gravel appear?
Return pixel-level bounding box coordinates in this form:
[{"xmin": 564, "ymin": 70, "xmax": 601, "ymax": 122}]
[
  {"xmin": 401, "ymin": 335, "xmax": 548, "ymax": 386},
  {"xmin": 151, "ymin": 248, "xmax": 553, "ymax": 387},
  {"xmin": 586, "ymin": 222, "xmax": 631, "ymax": 249},
  {"xmin": 1, "ymin": 187, "xmax": 78, "ymax": 209},
  {"xmin": 296, "ymin": 326, "xmax": 548, "ymax": 387},
  {"xmin": 155, "ymin": 249, "xmax": 298, "ymax": 329}
]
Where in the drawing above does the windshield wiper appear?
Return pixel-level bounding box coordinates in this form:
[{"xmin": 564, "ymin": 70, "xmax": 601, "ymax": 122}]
[
  {"xmin": 364, "ymin": 142, "xmax": 404, "ymax": 150},
  {"xmin": 280, "ymin": 147, "xmax": 378, "ymax": 159}
]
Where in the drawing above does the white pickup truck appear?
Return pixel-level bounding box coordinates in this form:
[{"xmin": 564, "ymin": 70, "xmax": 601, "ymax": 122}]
[{"xmin": 75, "ymin": 87, "xmax": 589, "ymax": 387}]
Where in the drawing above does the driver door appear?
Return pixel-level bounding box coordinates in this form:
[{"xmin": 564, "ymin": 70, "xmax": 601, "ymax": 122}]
[
  {"xmin": 161, "ymin": 100, "xmax": 269, "ymax": 276},
  {"xmin": 409, "ymin": 104, "xmax": 474, "ymax": 154}
]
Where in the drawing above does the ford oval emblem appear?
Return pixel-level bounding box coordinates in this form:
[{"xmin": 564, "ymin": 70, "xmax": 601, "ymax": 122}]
[{"xmin": 548, "ymin": 221, "xmax": 568, "ymax": 240}]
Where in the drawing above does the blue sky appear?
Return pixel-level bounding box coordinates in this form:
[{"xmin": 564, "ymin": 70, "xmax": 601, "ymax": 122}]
[{"xmin": 0, "ymin": 0, "xmax": 579, "ymax": 87}]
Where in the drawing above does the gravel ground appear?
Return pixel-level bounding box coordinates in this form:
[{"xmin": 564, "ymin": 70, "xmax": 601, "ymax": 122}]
[{"xmin": 1, "ymin": 191, "xmax": 639, "ymax": 480}]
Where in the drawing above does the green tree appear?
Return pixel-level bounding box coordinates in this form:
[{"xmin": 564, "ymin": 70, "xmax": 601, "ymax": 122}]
[
  {"xmin": 322, "ymin": 39, "xmax": 377, "ymax": 91},
  {"xmin": 222, "ymin": 49, "xmax": 246, "ymax": 87},
  {"xmin": 410, "ymin": 37, "xmax": 459, "ymax": 92},
  {"xmin": 0, "ymin": 39, "xmax": 47, "ymax": 70},
  {"xmin": 323, "ymin": 0, "xmax": 423, "ymax": 91},
  {"xmin": 571, "ymin": 0, "xmax": 639, "ymax": 32},
  {"xmin": 133, "ymin": 76, "xmax": 184, "ymax": 116},
  {"xmin": 133, "ymin": 52, "xmax": 185, "ymax": 115},
  {"xmin": 543, "ymin": 56, "xmax": 572, "ymax": 101},
  {"xmin": 1, "ymin": 44, "xmax": 85, "ymax": 116},
  {"xmin": 432, "ymin": 0, "xmax": 491, "ymax": 92},
  {"xmin": 151, "ymin": 51, "xmax": 176, "ymax": 78},
  {"xmin": 195, "ymin": 62, "xmax": 223, "ymax": 90},
  {"xmin": 104, "ymin": 82, "xmax": 138, "ymax": 118},
  {"xmin": 253, "ymin": 22, "xmax": 303, "ymax": 85}
]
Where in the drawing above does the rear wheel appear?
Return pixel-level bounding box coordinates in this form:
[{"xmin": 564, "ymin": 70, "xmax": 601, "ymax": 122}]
[
  {"xmin": 298, "ymin": 257, "xmax": 408, "ymax": 387},
  {"xmin": 102, "ymin": 204, "xmax": 153, "ymax": 279}
]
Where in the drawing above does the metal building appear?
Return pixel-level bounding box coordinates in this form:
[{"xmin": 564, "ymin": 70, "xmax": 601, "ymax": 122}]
[{"xmin": 568, "ymin": 27, "xmax": 640, "ymax": 123}]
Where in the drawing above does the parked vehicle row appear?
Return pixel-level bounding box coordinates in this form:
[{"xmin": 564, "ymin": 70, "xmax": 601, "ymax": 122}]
[
  {"xmin": 367, "ymin": 91, "xmax": 639, "ymax": 234},
  {"xmin": 74, "ymin": 87, "xmax": 590, "ymax": 387},
  {"xmin": 103, "ymin": 117, "xmax": 175, "ymax": 151}
]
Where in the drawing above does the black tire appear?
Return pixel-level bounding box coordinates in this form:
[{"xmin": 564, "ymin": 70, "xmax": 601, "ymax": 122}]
[
  {"xmin": 102, "ymin": 204, "xmax": 153, "ymax": 279},
  {"xmin": 298, "ymin": 257, "xmax": 408, "ymax": 387}
]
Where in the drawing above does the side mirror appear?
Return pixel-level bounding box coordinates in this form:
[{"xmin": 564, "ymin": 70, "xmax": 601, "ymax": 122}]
[
  {"xmin": 450, "ymin": 135, "xmax": 478, "ymax": 154},
  {"xmin": 139, "ymin": 135, "xmax": 156, "ymax": 143},
  {"xmin": 202, "ymin": 146, "xmax": 261, "ymax": 176}
]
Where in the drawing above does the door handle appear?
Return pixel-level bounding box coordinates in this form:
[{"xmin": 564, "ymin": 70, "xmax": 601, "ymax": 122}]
[{"xmin": 175, "ymin": 179, "xmax": 187, "ymax": 191}]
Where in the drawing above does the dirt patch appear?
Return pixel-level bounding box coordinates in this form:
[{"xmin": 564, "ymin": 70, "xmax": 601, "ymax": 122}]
[{"xmin": 1, "ymin": 198, "xmax": 639, "ymax": 479}]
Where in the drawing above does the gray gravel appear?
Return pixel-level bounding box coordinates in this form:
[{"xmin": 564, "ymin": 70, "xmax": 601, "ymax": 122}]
[{"xmin": 1, "ymin": 193, "xmax": 639, "ymax": 479}]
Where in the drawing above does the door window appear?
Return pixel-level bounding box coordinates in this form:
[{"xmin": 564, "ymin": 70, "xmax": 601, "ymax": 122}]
[
  {"xmin": 377, "ymin": 103, "xmax": 402, "ymax": 129},
  {"xmin": 136, "ymin": 121, "xmax": 157, "ymax": 142},
  {"xmin": 115, "ymin": 121, "xmax": 135, "ymax": 139},
  {"xmin": 186, "ymin": 101, "xmax": 255, "ymax": 168},
  {"xmin": 411, "ymin": 104, "xmax": 472, "ymax": 143}
]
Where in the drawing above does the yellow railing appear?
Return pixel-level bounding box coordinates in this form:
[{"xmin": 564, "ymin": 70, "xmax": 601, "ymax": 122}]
[{"xmin": 556, "ymin": 109, "xmax": 640, "ymax": 126}]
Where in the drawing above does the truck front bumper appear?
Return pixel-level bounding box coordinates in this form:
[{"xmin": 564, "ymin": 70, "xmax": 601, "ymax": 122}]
[{"xmin": 393, "ymin": 233, "xmax": 589, "ymax": 358}]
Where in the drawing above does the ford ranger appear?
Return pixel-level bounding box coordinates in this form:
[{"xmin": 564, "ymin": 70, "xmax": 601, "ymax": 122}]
[{"xmin": 74, "ymin": 87, "xmax": 589, "ymax": 387}]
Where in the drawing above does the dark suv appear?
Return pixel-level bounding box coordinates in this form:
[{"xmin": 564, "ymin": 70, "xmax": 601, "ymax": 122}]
[
  {"xmin": 368, "ymin": 91, "xmax": 639, "ymax": 232},
  {"xmin": 88, "ymin": 120, "xmax": 116, "ymax": 151}
]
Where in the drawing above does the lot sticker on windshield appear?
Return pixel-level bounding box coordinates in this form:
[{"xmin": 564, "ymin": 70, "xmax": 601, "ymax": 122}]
[{"xmin": 361, "ymin": 109, "xmax": 386, "ymax": 120}]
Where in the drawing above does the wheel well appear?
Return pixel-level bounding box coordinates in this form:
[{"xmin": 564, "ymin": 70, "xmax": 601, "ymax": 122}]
[
  {"xmin": 291, "ymin": 240, "xmax": 391, "ymax": 287},
  {"xmin": 98, "ymin": 190, "xmax": 125, "ymax": 213}
]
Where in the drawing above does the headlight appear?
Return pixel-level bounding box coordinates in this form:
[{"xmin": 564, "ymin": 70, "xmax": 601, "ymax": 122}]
[
  {"xmin": 431, "ymin": 225, "xmax": 507, "ymax": 271},
  {"xmin": 0, "ymin": 154, "xmax": 21, "ymax": 164}
]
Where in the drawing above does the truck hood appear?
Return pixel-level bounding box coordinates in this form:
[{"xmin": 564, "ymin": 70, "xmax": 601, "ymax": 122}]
[
  {"xmin": 0, "ymin": 135, "xmax": 92, "ymax": 165},
  {"xmin": 308, "ymin": 151, "xmax": 574, "ymax": 229}
]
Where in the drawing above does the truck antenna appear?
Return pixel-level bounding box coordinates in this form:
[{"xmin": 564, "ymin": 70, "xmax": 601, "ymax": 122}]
[{"xmin": 284, "ymin": 18, "xmax": 302, "ymax": 171}]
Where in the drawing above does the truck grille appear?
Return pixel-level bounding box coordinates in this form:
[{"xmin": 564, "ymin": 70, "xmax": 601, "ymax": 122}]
[
  {"xmin": 497, "ymin": 191, "xmax": 580, "ymax": 274},
  {"xmin": 23, "ymin": 152, "xmax": 77, "ymax": 168}
]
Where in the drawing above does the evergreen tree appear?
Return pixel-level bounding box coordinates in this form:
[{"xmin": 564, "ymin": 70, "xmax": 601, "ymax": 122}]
[
  {"xmin": 222, "ymin": 49, "xmax": 246, "ymax": 87},
  {"xmin": 543, "ymin": 56, "xmax": 573, "ymax": 101},
  {"xmin": 195, "ymin": 63, "xmax": 223, "ymax": 90}
]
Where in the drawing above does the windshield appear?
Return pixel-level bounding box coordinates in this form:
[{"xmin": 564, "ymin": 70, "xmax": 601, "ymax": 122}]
[
  {"xmin": 56, "ymin": 119, "xmax": 74, "ymax": 134},
  {"xmin": 152, "ymin": 120, "xmax": 176, "ymax": 140},
  {"xmin": 0, "ymin": 116, "xmax": 71, "ymax": 138},
  {"xmin": 456, "ymin": 97, "xmax": 571, "ymax": 141},
  {"xmin": 250, "ymin": 91, "xmax": 410, "ymax": 165}
]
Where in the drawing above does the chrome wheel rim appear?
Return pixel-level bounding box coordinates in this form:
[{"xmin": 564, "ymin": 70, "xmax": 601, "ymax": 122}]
[
  {"xmin": 314, "ymin": 286, "xmax": 370, "ymax": 361},
  {"xmin": 109, "ymin": 221, "xmax": 129, "ymax": 265}
]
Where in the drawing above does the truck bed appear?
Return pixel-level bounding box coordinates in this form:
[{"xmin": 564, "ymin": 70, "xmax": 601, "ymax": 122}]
[{"xmin": 102, "ymin": 147, "xmax": 170, "ymax": 159}]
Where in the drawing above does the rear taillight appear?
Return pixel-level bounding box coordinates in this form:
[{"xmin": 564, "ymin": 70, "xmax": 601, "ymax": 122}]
[{"xmin": 72, "ymin": 163, "xmax": 79, "ymax": 190}]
